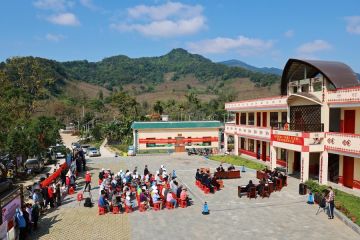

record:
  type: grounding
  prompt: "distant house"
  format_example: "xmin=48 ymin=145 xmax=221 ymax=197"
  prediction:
xmin=131 ymin=121 xmax=223 ymax=153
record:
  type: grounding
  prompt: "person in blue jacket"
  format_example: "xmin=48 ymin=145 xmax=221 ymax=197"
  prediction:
xmin=15 ymin=208 xmax=27 ymax=240
xmin=202 ymin=202 xmax=209 ymax=215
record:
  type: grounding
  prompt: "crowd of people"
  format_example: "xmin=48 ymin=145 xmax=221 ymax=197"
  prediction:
xmin=97 ymin=165 xmax=190 ymax=213
xmin=195 ymin=168 xmax=220 ymax=193
xmin=17 ymin=148 xmax=85 ymax=239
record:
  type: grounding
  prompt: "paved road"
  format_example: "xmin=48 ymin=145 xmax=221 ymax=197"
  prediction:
xmin=31 ymin=153 xmax=359 ymax=240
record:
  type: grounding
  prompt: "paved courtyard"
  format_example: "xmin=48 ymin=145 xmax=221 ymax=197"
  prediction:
xmin=32 ymin=153 xmax=359 ymax=240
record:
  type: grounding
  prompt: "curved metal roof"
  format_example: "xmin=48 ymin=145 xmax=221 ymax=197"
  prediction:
xmin=281 ymin=59 xmax=359 ymax=95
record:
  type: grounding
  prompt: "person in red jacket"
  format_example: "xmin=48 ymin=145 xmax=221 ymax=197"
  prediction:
xmin=47 ymin=183 xmax=55 ymax=208
xmin=84 ymin=171 xmax=91 ymax=192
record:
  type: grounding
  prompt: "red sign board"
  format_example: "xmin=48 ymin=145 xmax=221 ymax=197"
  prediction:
xmin=139 ymin=137 xmax=218 ymax=144
xmin=271 ymin=134 xmax=303 ymax=145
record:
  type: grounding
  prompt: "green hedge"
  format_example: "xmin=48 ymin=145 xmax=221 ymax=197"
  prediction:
xmin=209 ymin=155 xmax=266 ymax=170
xmin=305 ymin=180 xmax=360 ymax=226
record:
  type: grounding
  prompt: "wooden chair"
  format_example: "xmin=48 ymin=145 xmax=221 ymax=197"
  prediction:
xmin=238 ymin=186 xmax=247 ymax=198
xmin=276 ymin=178 xmax=283 ymax=191
xmin=247 ymin=187 xmax=257 ymax=199
xmin=261 ymin=185 xmax=270 ymax=198
xmin=268 ymin=182 xmax=274 ymax=193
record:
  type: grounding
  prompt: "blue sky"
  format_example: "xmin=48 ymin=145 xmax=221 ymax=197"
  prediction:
xmin=1 ymin=0 xmax=360 ymax=71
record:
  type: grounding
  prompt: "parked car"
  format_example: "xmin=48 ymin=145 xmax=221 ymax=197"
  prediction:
xmin=87 ymin=147 xmax=101 ymax=157
xmin=71 ymin=142 xmax=81 ymax=150
xmin=81 ymin=144 xmax=90 ymax=153
xmin=24 ymin=158 xmax=44 ymax=173
xmin=127 ymin=146 xmax=136 ymax=156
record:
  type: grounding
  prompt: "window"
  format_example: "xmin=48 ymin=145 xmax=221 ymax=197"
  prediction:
xmin=236 ymin=113 xmax=240 ymax=125
xmin=240 ymin=113 xmax=246 ymax=125
xmin=281 ymin=112 xmax=287 ymax=123
xmin=240 ymin=138 xmax=245 ymax=150
xmin=203 ymin=136 xmax=211 ymax=146
xmin=270 ymin=112 xmax=278 ymax=127
xmin=248 ymin=112 xmax=255 ymax=125
xmin=146 ymin=138 xmax=156 ymax=148
xmin=313 ymin=82 xmax=322 ymax=92
xmin=280 ymin=149 xmax=286 ymax=161
xmin=248 ymin=139 xmax=254 ymax=152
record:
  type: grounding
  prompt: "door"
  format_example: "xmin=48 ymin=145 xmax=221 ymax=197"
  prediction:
xmin=261 ymin=142 xmax=266 ymax=161
xmin=257 ymin=112 xmax=261 ymax=127
xmin=256 ymin=141 xmax=260 ymax=159
xmin=343 ymin=156 xmax=354 ymax=188
xmin=344 ymin=110 xmax=355 ymax=133
xmin=262 ymin=112 xmax=267 ymax=127
xmin=293 ymin=151 xmax=301 ymax=172
xmin=175 ymin=135 xmax=185 ymax=152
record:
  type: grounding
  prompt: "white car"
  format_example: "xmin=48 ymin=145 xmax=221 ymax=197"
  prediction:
xmin=87 ymin=147 xmax=101 ymax=157
xmin=127 ymin=146 xmax=136 ymax=156
xmin=71 ymin=142 xmax=81 ymax=150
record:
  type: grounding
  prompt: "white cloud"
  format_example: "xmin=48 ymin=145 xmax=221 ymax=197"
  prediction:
xmin=284 ymin=30 xmax=294 ymax=38
xmin=33 ymin=0 xmax=74 ymax=11
xmin=47 ymin=12 xmax=80 ymax=26
xmin=296 ymin=40 xmax=332 ymax=55
xmin=79 ymin=0 xmax=98 ymax=10
xmin=345 ymin=16 xmax=360 ymax=34
xmin=45 ymin=33 xmax=66 ymax=42
xmin=127 ymin=2 xmax=203 ymax=21
xmin=111 ymin=2 xmax=206 ymax=38
xmin=187 ymin=35 xmax=274 ymax=56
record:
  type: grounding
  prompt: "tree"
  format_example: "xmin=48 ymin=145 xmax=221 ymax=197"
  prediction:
xmin=153 ymin=101 xmax=163 ymax=114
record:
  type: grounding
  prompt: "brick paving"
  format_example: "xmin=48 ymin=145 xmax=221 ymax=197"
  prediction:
xmin=29 ymin=153 xmax=359 ymax=240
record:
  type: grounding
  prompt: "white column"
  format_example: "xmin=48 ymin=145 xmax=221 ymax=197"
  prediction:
xmin=234 ymin=135 xmax=239 ymax=156
xmin=270 ymin=145 xmax=277 ymax=170
xmin=224 ymin=133 xmax=228 ymax=153
xmin=319 ymin=151 xmax=328 ymax=185
xmin=287 ymin=150 xmax=294 ymax=174
xmin=301 ymin=152 xmax=310 ymax=183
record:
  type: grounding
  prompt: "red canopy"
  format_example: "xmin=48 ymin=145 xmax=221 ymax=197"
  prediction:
xmin=40 ymin=162 xmax=68 ymax=188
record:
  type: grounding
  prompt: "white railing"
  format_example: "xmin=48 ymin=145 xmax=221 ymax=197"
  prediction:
xmin=225 ymin=96 xmax=287 ymax=110
xmin=327 ymin=87 xmax=360 ymax=104
xmin=325 ymin=132 xmax=360 ymax=155
xmin=224 ymin=123 xmax=271 ymax=140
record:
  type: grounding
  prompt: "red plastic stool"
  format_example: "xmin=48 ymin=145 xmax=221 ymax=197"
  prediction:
xmin=98 ymin=207 xmax=105 ymax=215
xmin=153 ymin=202 xmax=161 ymax=211
xmin=204 ymin=187 xmax=210 ymax=194
xmin=69 ymin=186 xmax=75 ymax=195
xmin=139 ymin=203 xmax=146 ymax=212
xmin=180 ymin=200 xmax=187 ymax=208
xmin=77 ymin=193 xmax=83 ymax=202
xmin=125 ymin=205 xmax=133 ymax=213
xmin=112 ymin=206 xmax=120 ymax=214
xmin=166 ymin=202 xmax=174 ymax=209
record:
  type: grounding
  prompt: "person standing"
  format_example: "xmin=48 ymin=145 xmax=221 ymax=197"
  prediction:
xmin=84 ymin=171 xmax=92 ymax=192
xmin=326 ymin=186 xmax=335 ymax=219
xmin=31 ymin=202 xmax=40 ymax=230
xmin=15 ymin=208 xmax=27 ymax=240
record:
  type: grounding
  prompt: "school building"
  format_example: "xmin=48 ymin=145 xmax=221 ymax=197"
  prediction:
xmin=224 ymin=58 xmax=360 ymax=190
xmin=131 ymin=121 xmax=222 ymax=153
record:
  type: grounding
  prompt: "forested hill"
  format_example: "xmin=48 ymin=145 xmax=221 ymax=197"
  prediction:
xmin=61 ymin=48 xmax=280 ymax=90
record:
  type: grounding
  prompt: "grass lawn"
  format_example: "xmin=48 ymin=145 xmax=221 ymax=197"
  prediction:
xmin=306 ymin=180 xmax=360 ymax=226
xmin=210 ymin=155 xmax=266 ymax=170
xmin=334 ymin=189 xmax=360 ymax=226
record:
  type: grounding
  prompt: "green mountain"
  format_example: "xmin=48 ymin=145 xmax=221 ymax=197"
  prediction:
xmin=219 ymin=59 xmax=283 ymax=76
xmin=61 ymin=48 xmax=280 ymax=90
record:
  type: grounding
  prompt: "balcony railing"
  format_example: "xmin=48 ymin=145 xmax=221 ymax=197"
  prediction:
xmin=224 ymin=123 xmax=271 ymax=140
xmin=325 ymin=132 xmax=360 ymax=156
xmin=274 ymin=122 xmax=324 ymax=132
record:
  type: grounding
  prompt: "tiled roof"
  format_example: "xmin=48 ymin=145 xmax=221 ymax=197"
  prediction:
xmin=131 ymin=121 xmax=223 ymax=130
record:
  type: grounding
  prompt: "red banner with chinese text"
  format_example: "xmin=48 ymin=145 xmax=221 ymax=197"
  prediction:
xmin=271 ymin=134 xmax=303 ymax=145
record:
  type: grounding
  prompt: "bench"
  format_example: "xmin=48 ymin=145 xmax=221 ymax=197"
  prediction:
xmin=214 ymin=170 xmax=240 ymax=179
